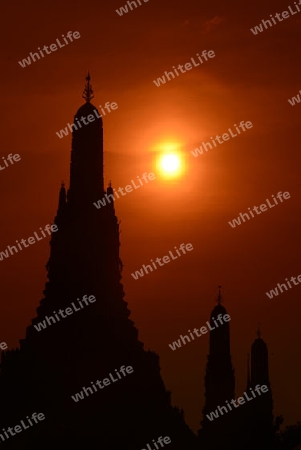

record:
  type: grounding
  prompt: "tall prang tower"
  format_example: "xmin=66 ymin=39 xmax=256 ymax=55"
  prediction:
xmin=239 ymin=325 xmax=275 ymax=450
xmin=0 ymin=75 xmax=197 ymax=450
xmin=201 ymin=287 xmax=235 ymax=420
xmin=198 ymin=287 xmax=236 ymax=449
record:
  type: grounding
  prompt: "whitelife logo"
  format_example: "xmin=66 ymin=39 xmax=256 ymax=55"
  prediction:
xmin=206 ymin=385 xmax=269 ymax=421
xmin=288 ymin=89 xmax=301 ymax=106
xmin=56 ymin=102 xmax=118 ymax=139
xmin=131 ymin=243 xmax=193 ymax=280
xmin=0 ymin=224 xmax=58 ymax=262
xmin=168 ymin=313 xmax=231 ymax=351
xmin=116 ymin=0 xmax=149 ymax=16
xmin=71 ymin=365 xmax=134 ymax=402
xmin=228 ymin=192 xmax=291 ymax=228
xmin=18 ymin=31 xmax=81 ymax=68
xmin=33 ymin=295 xmax=96 ymax=332
xmin=266 ymin=273 xmax=301 ymax=299
xmin=0 ymin=412 xmax=45 ymax=443
xmin=153 ymin=50 xmax=215 ymax=87
xmin=93 ymin=173 xmax=155 ymax=209
xmin=250 ymin=1 xmax=301 ymax=35
xmin=141 ymin=436 xmax=172 ymax=450
xmin=0 ymin=153 xmax=21 ymax=172
xmin=191 ymin=121 xmax=253 ymax=157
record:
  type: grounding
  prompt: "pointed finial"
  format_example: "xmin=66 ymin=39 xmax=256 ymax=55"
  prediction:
xmin=257 ymin=322 xmax=261 ymax=339
xmin=217 ymin=285 xmax=222 ymax=305
xmin=82 ymin=72 xmax=94 ymax=102
xmin=61 ymin=181 xmax=65 ymax=188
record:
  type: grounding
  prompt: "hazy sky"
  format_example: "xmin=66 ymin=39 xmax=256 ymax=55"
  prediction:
xmin=1 ymin=0 xmax=301 ymax=433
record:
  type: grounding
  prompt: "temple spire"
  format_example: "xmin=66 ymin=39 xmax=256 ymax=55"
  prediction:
xmin=200 ymin=285 xmax=235 ymax=437
xmin=257 ymin=322 xmax=261 ymax=339
xmin=217 ymin=285 xmax=222 ymax=305
xmin=82 ymin=72 xmax=94 ymax=102
xmin=58 ymin=181 xmax=66 ymax=212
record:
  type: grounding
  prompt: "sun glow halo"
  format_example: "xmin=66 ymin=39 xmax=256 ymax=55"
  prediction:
xmin=156 ymin=143 xmax=184 ymax=179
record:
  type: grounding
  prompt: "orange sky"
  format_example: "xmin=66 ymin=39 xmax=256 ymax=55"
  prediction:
xmin=1 ymin=0 xmax=301 ymax=433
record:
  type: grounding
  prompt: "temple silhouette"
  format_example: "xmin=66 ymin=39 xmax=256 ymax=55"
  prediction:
xmin=0 ymin=75 xmax=196 ymax=449
xmin=0 ymin=75 xmax=298 ymax=449
xmin=198 ymin=288 xmax=276 ymax=449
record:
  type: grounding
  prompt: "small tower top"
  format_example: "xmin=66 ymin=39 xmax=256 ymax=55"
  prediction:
xmin=58 ymin=181 xmax=67 ymax=211
xmin=257 ymin=322 xmax=261 ymax=339
xmin=82 ymin=72 xmax=94 ymax=103
xmin=217 ymin=285 xmax=222 ymax=305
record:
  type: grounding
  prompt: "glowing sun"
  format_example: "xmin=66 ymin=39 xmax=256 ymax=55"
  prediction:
xmin=161 ymin=154 xmax=180 ymax=173
xmin=155 ymin=143 xmax=185 ymax=179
